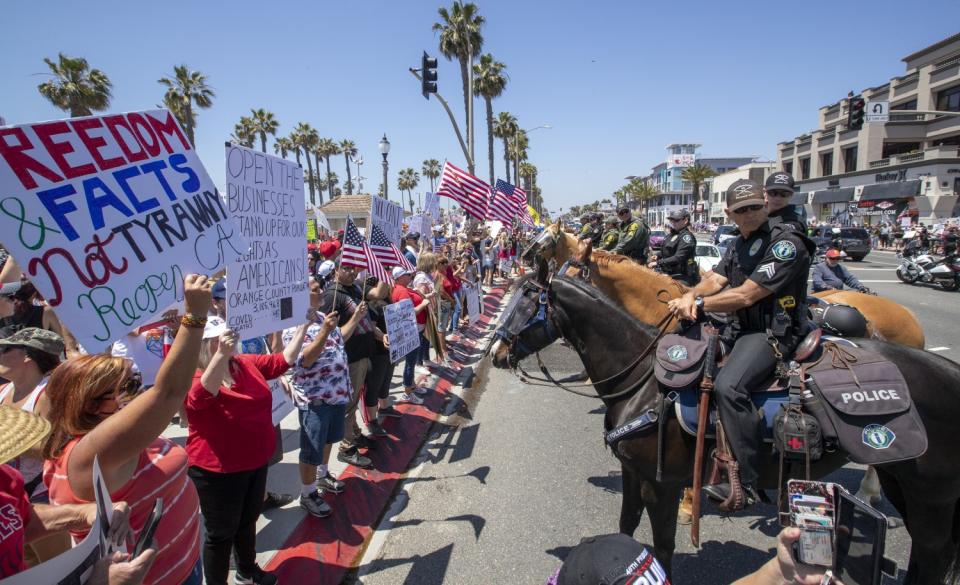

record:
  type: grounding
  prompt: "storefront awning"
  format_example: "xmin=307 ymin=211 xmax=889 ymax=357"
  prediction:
xmin=811 ymin=187 xmax=855 ymax=204
xmin=859 ymin=180 xmax=921 ymax=201
xmin=790 ymin=192 xmax=808 ymax=206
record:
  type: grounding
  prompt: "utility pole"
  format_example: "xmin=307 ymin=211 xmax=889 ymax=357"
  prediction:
xmin=467 ymin=39 xmax=475 ymax=176
xmin=409 ymin=67 xmax=473 ymax=171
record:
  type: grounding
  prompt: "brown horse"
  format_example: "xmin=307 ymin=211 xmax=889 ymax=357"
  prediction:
xmin=525 ymin=222 xmax=925 ymax=349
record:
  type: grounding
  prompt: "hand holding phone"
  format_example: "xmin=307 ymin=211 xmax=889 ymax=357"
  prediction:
xmin=133 ymin=499 xmax=163 ymax=558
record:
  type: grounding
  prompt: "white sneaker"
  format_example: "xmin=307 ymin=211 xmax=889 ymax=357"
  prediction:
xmin=415 ymin=366 xmax=431 ymax=376
xmin=400 ymin=392 xmax=424 ymax=405
xmin=413 ymin=386 xmax=429 ymax=396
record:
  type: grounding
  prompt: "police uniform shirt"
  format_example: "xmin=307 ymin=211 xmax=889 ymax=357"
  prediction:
xmin=767 ymin=204 xmax=807 ymax=233
xmin=713 ymin=224 xmax=810 ymax=331
xmin=659 ymin=229 xmax=696 ymax=271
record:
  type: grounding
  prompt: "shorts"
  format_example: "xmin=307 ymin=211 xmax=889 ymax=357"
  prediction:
xmin=298 ymin=402 xmax=347 ymax=466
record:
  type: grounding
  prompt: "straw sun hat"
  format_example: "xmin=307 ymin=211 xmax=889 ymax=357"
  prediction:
xmin=0 ymin=405 xmax=51 ymax=464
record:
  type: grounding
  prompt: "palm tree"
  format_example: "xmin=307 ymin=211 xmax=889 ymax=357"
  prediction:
xmin=473 ymin=54 xmax=508 ymax=187
xmin=493 ymin=111 xmax=518 ymax=181
xmin=161 ymin=91 xmax=193 ymax=132
xmin=422 ymin=159 xmax=441 ymax=191
xmin=398 ymin=168 xmax=420 ymax=212
xmin=339 ymin=140 xmax=358 ymax=195
xmin=292 ymin=123 xmax=319 ymax=205
xmin=249 ymin=108 xmax=279 ymax=153
xmin=324 ymin=172 xmax=340 ymax=198
xmin=680 ymin=164 xmax=717 ymax=219
xmin=273 ymin=136 xmax=294 ymax=159
xmin=317 ymin=139 xmax=340 ymax=202
xmin=507 ymin=129 xmax=529 ymax=185
xmin=231 ymin=116 xmax=256 ymax=148
xmin=38 ymin=53 xmax=113 ymax=117
xmin=627 ymin=179 xmax=657 ymax=219
xmin=519 ymin=162 xmax=537 ymax=206
xmin=158 ymin=65 xmax=214 ymax=148
xmin=433 ymin=2 xmax=485 ymax=173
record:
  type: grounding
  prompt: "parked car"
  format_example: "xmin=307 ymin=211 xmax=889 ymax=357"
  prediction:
xmin=809 ymin=226 xmax=871 ymax=261
xmin=695 ymin=243 xmax=723 ymax=272
xmin=713 ymin=225 xmax=737 ymax=246
xmin=650 ymin=230 xmax=667 ymax=251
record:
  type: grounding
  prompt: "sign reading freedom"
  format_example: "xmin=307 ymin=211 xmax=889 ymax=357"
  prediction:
xmin=0 ymin=109 xmax=246 ymax=351
xmin=224 ymin=144 xmax=308 ymax=338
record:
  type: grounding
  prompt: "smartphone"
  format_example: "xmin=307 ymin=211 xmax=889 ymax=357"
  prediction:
xmin=133 ymin=498 xmax=163 ymax=557
xmin=787 ymin=480 xmax=837 ymax=567
xmin=834 ymin=490 xmax=889 ymax=585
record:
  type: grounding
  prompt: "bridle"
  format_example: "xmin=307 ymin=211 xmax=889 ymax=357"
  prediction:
xmin=497 ymin=274 xmax=678 ymax=401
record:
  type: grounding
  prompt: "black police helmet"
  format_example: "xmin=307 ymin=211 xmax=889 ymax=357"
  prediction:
xmin=819 ymin=303 xmax=868 ymax=338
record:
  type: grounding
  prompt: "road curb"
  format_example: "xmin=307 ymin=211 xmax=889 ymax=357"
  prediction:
xmin=263 ymin=280 xmax=513 ymax=584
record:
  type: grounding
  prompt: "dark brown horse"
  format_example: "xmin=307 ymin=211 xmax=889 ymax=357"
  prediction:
xmin=492 ymin=272 xmax=960 ymax=584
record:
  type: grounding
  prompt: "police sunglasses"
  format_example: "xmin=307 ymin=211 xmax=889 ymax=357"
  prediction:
xmin=733 ymin=204 xmax=765 ymax=215
xmin=766 ymin=190 xmax=793 ymax=198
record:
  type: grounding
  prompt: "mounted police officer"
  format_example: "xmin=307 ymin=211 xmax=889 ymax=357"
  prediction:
xmin=578 ymin=213 xmax=604 ymax=246
xmin=599 ymin=216 xmax=620 ymax=251
xmin=612 ymin=207 xmax=650 ymax=264
xmin=764 ymin=171 xmax=807 ymax=233
xmin=649 ymin=208 xmax=700 ymax=286
xmin=667 ymin=179 xmax=814 ymax=510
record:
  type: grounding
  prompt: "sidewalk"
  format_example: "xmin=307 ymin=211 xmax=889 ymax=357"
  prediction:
xmin=162 ymin=279 xmax=512 ymax=585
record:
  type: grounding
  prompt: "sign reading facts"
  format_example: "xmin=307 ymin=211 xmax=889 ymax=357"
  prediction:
xmin=0 ymin=109 xmax=246 ymax=351
xmin=224 ymin=144 xmax=308 ymax=339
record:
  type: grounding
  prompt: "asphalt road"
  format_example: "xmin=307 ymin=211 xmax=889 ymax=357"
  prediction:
xmin=357 ymin=243 xmax=955 ymax=585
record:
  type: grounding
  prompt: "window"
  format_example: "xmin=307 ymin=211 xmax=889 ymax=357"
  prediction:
xmin=843 ymin=146 xmax=858 ymax=172
xmin=784 ymin=161 xmax=793 ymax=175
xmin=800 ymin=157 xmax=811 ymax=180
xmin=891 ymin=98 xmax=917 ymax=110
xmin=820 ymin=151 xmax=833 ymax=176
xmin=937 ymin=84 xmax=960 ymax=112
xmin=932 ymin=134 xmax=960 ymax=147
xmin=882 ymin=142 xmax=921 ymax=158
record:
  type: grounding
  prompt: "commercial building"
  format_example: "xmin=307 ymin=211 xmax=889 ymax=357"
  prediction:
xmin=637 ymin=144 xmax=754 ymax=225
xmin=777 ymin=32 xmax=960 ymax=225
xmin=703 ymin=161 xmax=779 ymax=223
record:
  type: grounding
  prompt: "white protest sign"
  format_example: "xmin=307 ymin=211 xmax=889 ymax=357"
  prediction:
xmin=406 ymin=214 xmax=431 ymax=238
xmin=385 ymin=298 xmax=420 ymax=363
xmin=424 ymin=191 xmax=440 ymax=219
xmin=0 ymin=458 xmax=110 ymax=585
xmin=224 ymin=144 xmax=308 ymax=338
xmin=371 ymin=196 xmax=404 ymax=245
xmin=315 ymin=208 xmax=331 ymax=232
xmin=462 ymin=280 xmax=482 ymax=324
xmin=269 ymin=378 xmax=295 ymax=425
xmin=0 ymin=109 xmax=246 ymax=352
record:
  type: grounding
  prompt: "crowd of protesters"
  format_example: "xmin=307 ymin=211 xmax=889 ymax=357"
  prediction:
xmin=0 ymin=216 xmax=527 ymax=585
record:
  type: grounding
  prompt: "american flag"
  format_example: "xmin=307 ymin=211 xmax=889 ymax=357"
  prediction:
xmin=436 ymin=161 xmax=490 ymax=220
xmin=369 ymin=224 xmax=405 ymax=267
xmin=520 ymin=204 xmax=535 ymax=228
xmin=340 ymin=216 xmax=369 ymax=268
xmin=488 ymin=179 xmax=526 ymax=224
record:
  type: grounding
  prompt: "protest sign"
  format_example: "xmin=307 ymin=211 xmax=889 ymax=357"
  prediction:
xmin=269 ymin=378 xmax=295 ymax=425
xmin=384 ymin=298 xmax=419 ymax=363
xmin=306 ymin=219 xmax=317 ymax=240
xmin=370 ymin=196 xmax=404 ymax=245
xmin=406 ymin=214 xmax=431 ymax=238
xmin=0 ymin=458 xmax=110 ymax=585
xmin=315 ymin=208 xmax=331 ymax=232
xmin=224 ymin=144 xmax=308 ymax=339
xmin=462 ymin=280 xmax=482 ymax=324
xmin=0 ymin=109 xmax=246 ymax=352
xmin=424 ymin=191 xmax=440 ymax=219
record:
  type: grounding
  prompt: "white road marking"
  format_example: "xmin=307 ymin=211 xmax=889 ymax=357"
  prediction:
xmin=806 ymin=279 xmax=900 ymax=283
xmin=929 ymin=347 xmax=950 ymax=352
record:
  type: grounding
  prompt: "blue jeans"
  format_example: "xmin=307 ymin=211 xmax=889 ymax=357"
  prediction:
xmin=450 ymin=292 xmax=463 ymax=331
xmin=402 ymin=332 xmax=427 ymax=387
xmin=181 ymin=558 xmax=203 ymax=585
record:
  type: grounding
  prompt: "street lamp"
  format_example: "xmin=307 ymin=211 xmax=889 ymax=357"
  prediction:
xmin=354 ymin=155 xmax=364 ymax=193
xmin=378 ymin=134 xmax=390 ymax=200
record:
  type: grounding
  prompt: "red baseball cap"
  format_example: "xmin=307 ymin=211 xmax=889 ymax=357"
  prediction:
xmin=319 ymin=241 xmax=338 ymax=258
xmin=825 ymin=249 xmax=841 ymax=259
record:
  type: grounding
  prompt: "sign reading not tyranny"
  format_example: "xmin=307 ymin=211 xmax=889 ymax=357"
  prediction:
xmin=371 ymin=195 xmax=404 ymax=245
xmin=225 ymin=144 xmax=308 ymax=338
xmin=384 ymin=298 xmax=419 ymax=363
xmin=0 ymin=109 xmax=246 ymax=352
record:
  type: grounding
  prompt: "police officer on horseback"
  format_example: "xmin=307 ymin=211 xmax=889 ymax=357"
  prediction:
xmin=612 ymin=207 xmax=651 ymax=264
xmin=764 ymin=172 xmax=807 ymax=233
xmin=667 ymin=179 xmax=815 ymax=510
xmin=579 ymin=213 xmax=604 ymax=246
xmin=599 ymin=215 xmax=621 ymax=251
xmin=649 ymin=208 xmax=700 ymax=286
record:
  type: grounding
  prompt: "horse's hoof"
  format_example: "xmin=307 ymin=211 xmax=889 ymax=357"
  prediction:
xmin=677 ymin=510 xmax=692 ymax=525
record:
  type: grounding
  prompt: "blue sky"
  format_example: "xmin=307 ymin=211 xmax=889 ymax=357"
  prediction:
xmin=2 ymin=0 xmax=958 ymax=215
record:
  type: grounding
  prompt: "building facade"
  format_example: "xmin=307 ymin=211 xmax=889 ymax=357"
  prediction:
xmin=704 ymin=161 xmax=779 ymax=223
xmin=639 ymin=144 xmax=755 ymax=225
xmin=777 ymin=32 xmax=960 ymax=225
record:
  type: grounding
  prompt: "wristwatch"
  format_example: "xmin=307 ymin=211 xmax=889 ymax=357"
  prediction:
xmin=694 ymin=295 xmax=704 ymax=316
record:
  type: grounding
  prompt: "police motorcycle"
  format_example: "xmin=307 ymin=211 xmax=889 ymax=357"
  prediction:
xmin=896 ymin=238 xmax=960 ymax=291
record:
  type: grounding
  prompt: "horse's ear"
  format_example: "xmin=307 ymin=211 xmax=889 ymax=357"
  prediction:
xmin=576 ymin=238 xmax=593 ymax=263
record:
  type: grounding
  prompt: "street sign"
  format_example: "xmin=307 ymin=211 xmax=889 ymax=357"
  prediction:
xmin=866 ymin=101 xmax=889 ymax=123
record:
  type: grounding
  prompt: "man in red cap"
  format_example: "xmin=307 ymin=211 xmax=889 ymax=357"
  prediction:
xmin=319 ymin=241 xmax=339 ymax=260
xmin=812 ymin=248 xmax=866 ymax=292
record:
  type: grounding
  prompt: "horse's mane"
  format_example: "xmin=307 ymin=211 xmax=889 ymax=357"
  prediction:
xmin=590 ymin=250 xmax=689 ymax=295
xmin=552 ymin=274 xmax=660 ymax=337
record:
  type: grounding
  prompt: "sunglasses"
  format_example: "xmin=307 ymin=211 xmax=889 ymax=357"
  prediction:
xmin=94 ymin=371 xmax=143 ymax=404
xmin=0 ymin=345 xmax=24 ymax=355
xmin=733 ymin=204 xmax=765 ymax=215
xmin=767 ymin=190 xmax=793 ymax=198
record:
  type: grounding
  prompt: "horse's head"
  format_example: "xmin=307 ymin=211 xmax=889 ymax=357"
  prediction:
xmin=520 ymin=222 xmax=562 ymax=265
xmin=491 ymin=271 xmax=561 ymax=369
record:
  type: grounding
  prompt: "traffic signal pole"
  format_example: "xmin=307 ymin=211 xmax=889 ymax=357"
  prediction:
xmin=409 ymin=67 xmax=473 ymax=170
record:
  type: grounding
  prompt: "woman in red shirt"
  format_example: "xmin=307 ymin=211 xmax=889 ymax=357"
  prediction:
xmin=185 ymin=316 xmax=308 ymax=585
xmin=390 ymin=267 xmax=433 ymax=404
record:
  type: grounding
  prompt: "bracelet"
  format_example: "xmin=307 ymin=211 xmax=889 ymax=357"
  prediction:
xmin=181 ymin=314 xmax=208 ymax=329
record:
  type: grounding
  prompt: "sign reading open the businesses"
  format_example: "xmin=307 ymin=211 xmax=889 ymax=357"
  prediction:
xmin=224 ymin=144 xmax=308 ymax=339
xmin=0 ymin=109 xmax=247 ymax=352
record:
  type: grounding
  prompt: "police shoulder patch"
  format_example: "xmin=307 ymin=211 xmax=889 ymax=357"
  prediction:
xmin=771 ymin=240 xmax=797 ymax=261
xmin=682 ymin=234 xmax=694 ymax=243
